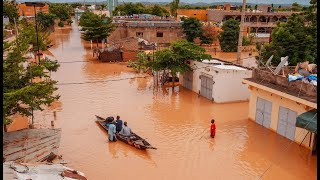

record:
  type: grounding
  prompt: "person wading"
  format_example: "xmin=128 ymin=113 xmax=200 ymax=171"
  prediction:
xmin=115 ymin=116 xmax=123 ymax=133
xmin=210 ymin=119 xmax=216 ymax=138
xmin=108 ymin=121 xmax=117 ymax=142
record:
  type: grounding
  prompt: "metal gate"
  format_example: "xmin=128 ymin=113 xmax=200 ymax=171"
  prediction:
xmin=277 ymin=106 xmax=297 ymax=140
xmin=200 ymin=75 xmax=213 ymax=100
xmin=183 ymin=71 xmax=193 ymax=90
xmin=255 ymin=97 xmax=272 ymax=128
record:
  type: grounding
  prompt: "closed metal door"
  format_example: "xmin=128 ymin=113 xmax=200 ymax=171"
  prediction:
xmin=183 ymin=71 xmax=193 ymax=90
xmin=277 ymin=107 xmax=297 ymax=141
xmin=200 ymin=75 xmax=213 ymax=100
xmin=255 ymin=97 xmax=272 ymax=128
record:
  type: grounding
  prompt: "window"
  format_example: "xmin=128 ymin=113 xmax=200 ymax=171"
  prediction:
xmin=194 ymin=14 xmax=197 ymax=15
xmin=136 ymin=32 xmax=143 ymax=37
xmin=156 ymin=32 xmax=163 ymax=37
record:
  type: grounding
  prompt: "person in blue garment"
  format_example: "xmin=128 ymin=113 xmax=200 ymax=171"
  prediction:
xmin=115 ymin=116 xmax=123 ymax=133
xmin=108 ymin=121 xmax=117 ymax=142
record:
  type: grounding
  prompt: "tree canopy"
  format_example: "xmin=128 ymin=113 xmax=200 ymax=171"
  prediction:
xmin=181 ymin=17 xmax=215 ymax=45
xmin=181 ymin=17 xmax=203 ymax=42
xmin=79 ymin=11 xmax=115 ymax=46
xmin=260 ymin=1 xmax=317 ymax=65
xmin=37 ymin=12 xmax=56 ymax=30
xmin=169 ymin=0 xmax=180 ymax=17
xmin=218 ymin=18 xmax=240 ymax=52
xmin=113 ymin=3 xmax=169 ymax=16
xmin=149 ymin=40 xmax=211 ymax=86
xmin=49 ymin=4 xmax=73 ymax=21
xmin=18 ymin=20 xmax=51 ymax=53
xmin=3 ymin=23 xmax=60 ymax=125
xmin=3 ymin=0 xmax=19 ymax=24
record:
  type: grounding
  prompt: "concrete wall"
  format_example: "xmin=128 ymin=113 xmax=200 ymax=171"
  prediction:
xmin=17 ymin=3 xmax=49 ymax=17
xmin=180 ymin=60 xmax=252 ymax=103
xmin=108 ymin=25 xmax=183 ymax=46
xmin=248 ymin=85 xmax=315 ymax=149
xmin=177 ymin=9 xmax=208 ymax=21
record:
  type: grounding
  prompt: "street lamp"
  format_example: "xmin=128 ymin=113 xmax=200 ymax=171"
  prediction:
xmin=25 ymin=2 xmax=45 ymax=65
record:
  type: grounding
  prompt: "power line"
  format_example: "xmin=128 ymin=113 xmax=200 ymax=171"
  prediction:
xmin=55 ymin=75 xmax=152 ymax=86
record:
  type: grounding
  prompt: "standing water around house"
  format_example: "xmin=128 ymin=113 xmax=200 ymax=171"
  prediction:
xmin=33 ymin=20 xmax=316 ymax=180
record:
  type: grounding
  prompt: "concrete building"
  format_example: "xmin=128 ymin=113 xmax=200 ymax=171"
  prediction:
xmin=243 ymin=67 xmax=317 ymax=151
xmin=108 ymin=19 xmax=183 ymax=48
xmin=179 ymin=59 xmax=252 ymax=103
xmin=177 ymin=9 xmax=208 ymax=21
xmin=17 ymin=3 xmax=49 ymax=17
xmin=206 ymin=4 xmax=296 ymax=42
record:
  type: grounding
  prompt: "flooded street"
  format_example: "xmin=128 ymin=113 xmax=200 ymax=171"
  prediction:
xmin=34 ymin=21 xmax=316 ymax=180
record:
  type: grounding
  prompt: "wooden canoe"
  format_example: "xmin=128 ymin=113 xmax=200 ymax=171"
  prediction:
xmin=95 ymin=115 xmax=156 ymax=150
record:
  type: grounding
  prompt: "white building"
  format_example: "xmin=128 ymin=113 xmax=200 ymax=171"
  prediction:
xmin=179 ymin=59 xmax=252 ymax=103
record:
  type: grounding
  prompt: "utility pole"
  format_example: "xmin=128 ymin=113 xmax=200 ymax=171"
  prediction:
xmin=236 ymin=0 xmax=246 ymax=64
xmin=33 ymin=4 xmax=41 ymax=64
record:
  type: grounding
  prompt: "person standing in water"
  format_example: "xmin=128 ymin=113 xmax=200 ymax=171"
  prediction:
xmin=108 ymin=121 xmax=117 ymax=142
xmin=210 ymin=119 xmax=216 ymax=138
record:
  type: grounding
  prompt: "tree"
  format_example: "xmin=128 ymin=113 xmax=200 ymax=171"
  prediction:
xmin=79 ymin=11 xmax=115 ymax=47
xmin=19 ymin=20 xmax=51 ymax=55
xmin=260 ymin=2 xmax=317 ymax=66
xmin=58 ymin=21 xmax=64 ymax=27
xmin=113 ymin=3 xmax=169 ymax=16
xmin=49 ymin=4 xmax=72 ymax=21
xmin=3 ymin=26 xmax=60 ymax=126
xmin=254 ymin=4 xmax=258 ymax=10
xmin=200 ymin=25 xmax=217 ymax=45
xmin=37 ymin=12 xmax=56 ymax=30
xmin=150 ymin=40 xmax=211 ymax=87
xmin=218 ymin=18 xmax=240 ymax=52
xmin=181 ymin=17 xmax=204 ymax=42
xmin=151 ymin=5 xmax=170 ymax=17
xmin=292 ymin=2 xmax=302 ymax=11
xmin=113 ymin=3 xmax=148 ymax=16
xmin=3 ymin=0 xmax=19 ymax=24
xmin=169 ymin=0 xmax=179 ymax=17
xmin=128 ymin=53 xmax=151 ymax=73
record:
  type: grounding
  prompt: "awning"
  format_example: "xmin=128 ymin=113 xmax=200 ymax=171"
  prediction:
xmin=296 ymin=109 xmax=317 ymax=133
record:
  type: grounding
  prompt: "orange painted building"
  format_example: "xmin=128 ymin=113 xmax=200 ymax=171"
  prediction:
xmin=17 ymin=3 xmax=49 ymax=17
xmin=177 ymin=9 xmax=208 ymax=21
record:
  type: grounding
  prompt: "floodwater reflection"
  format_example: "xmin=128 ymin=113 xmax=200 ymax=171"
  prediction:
xmin=33 ymin=20 xmax=316 ymax=180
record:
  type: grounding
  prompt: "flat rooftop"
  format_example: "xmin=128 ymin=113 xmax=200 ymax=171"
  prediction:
xmin=202 ymin=59 xmax=248 ymax=70
xmin=243 ymin=67 xmax=317 ymax=104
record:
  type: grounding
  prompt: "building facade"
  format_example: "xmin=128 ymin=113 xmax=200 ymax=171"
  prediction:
xmin=207 ymin=5 xmax=296 ymax=42
xmin=179 ymin=59 xmax=252 ymax=103
xmin=17 ymin=3 xmax=49 ymax=17
xmin=177 ymin=9 xmax=208 ymax=21
xmin=108 ymin=20 xmax=183 ymax=48
xmin=243 ymin=68 xmax=317 ymax=151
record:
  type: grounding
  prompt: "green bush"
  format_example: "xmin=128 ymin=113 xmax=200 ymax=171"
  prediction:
xmin=67 ymin=19 xmax=73 ymax=25
xmin=242 ymin=36 xmax=250 ymax=46
xmin=58 ymin=21 xmax=64 ymax=27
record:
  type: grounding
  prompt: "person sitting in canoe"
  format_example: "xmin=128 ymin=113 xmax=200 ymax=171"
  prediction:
xmin=115 ymin=116 xmax=123 ymax=133
xmin=108 ymin=121 xmax=117 ymax=142
xmin=119 ymin=121 xmax=132 ymax=136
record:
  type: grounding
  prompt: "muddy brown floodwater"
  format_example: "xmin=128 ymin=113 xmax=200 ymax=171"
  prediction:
xmin=34 ymin=20 xmax=316 ymax=180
